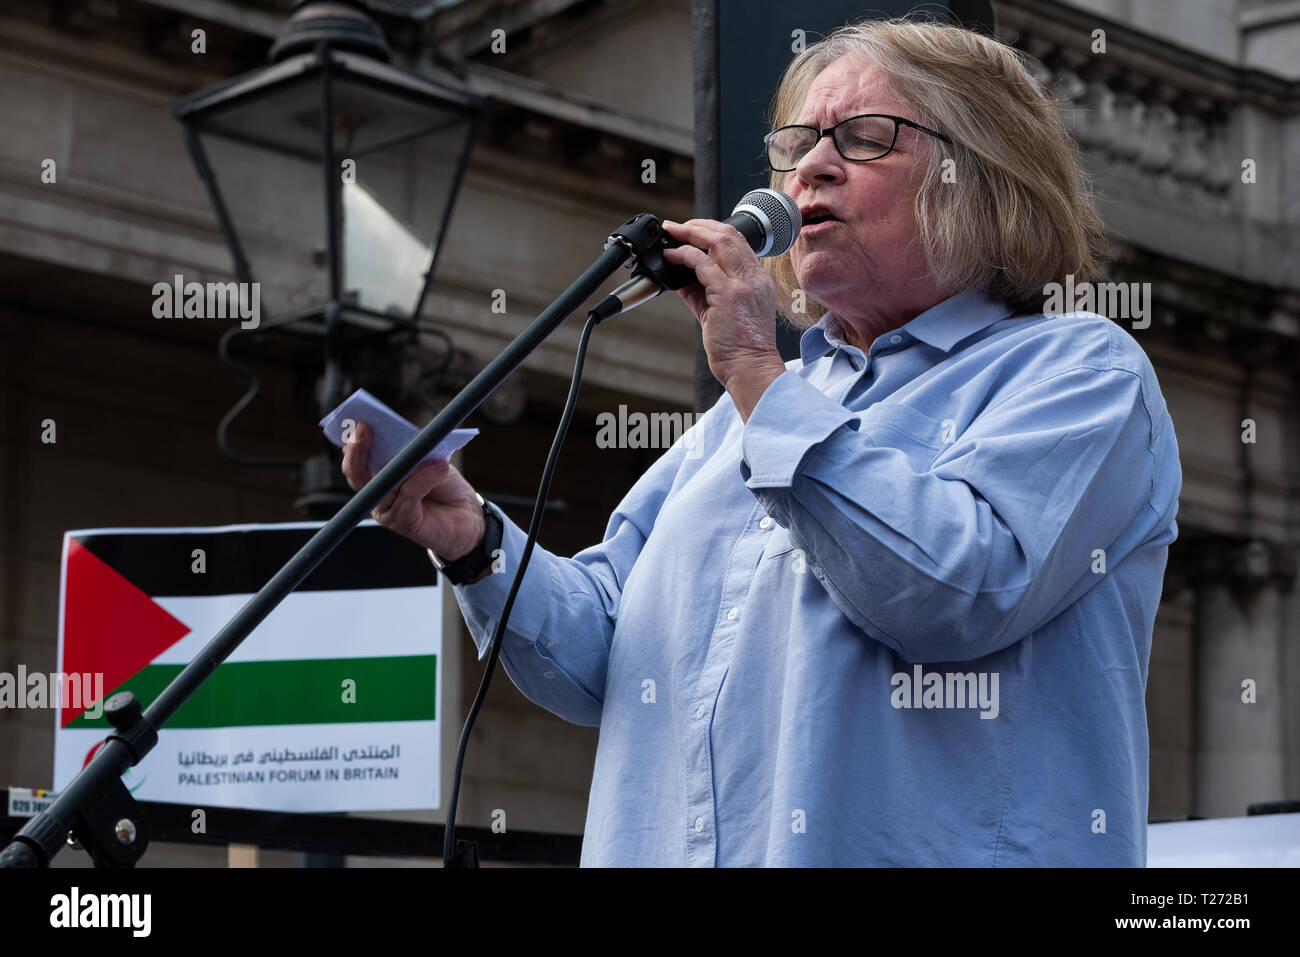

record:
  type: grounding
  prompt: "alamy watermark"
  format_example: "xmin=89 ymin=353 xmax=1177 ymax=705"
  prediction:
xmin=596 ymin=404 xmax=702 ymax=458
xmin=0 ymin=667 xmax=105 ymax=719
xmin=152 ymin=274 xmax=260 ymax=329
xmin=1043 ymin=275 xmax=1151 ymax=329
xmin=890 ymin=665 xmax=999 ymax=719
xmin=50 ymin=887 xmax=151 ymax=937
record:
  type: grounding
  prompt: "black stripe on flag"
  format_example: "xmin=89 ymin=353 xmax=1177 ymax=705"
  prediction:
xmin=73 ymin=524 xmax=437 ymax=596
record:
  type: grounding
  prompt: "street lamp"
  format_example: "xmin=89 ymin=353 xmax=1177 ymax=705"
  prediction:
xmin=173 ymin=0 xmax=484 ymax=515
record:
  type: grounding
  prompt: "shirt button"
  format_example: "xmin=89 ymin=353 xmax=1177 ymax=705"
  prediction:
xmin=759 ymin=516 xmax=773 ymax=530
xmin=889 ymin=334 xmax=902 ymax=344
xmin=727 ymin=607 xmax=739 ymax=620
xmin=695 ymin=705 xmax=706 ymax=719
xmin=694 ymin=817 xmax=705 ymax=832
xmin=812 ymin=567 xmax=824 ymax=580
xmin=542 ymin=670 xmax=556 ymax=679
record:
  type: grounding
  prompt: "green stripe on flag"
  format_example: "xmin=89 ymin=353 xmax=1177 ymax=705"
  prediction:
xmin=68 ymin=655 xmax=436 ymax=729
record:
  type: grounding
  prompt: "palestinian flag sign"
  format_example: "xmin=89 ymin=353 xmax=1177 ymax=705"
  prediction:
xmin=53 ymin=521 xmax=443 ymax=813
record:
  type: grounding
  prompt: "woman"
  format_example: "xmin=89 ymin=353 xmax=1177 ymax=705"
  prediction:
xmin=342 ymin=18 xmax=1181 ymax=866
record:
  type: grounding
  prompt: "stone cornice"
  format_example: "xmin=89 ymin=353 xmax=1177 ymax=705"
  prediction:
xmin=5 ymin=0 xmax=1295 ymax=360
xmin=997 ymin=0 xmax=1299 ymax=114
xmin=993 ymin=0 xmax=1298 ymax=311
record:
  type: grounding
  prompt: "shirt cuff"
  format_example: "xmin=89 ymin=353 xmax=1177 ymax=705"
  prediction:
xmin=739 ymin=371 xmax=859 ymax=490
xmin=449 ymin=501 xmax=555 ymax=660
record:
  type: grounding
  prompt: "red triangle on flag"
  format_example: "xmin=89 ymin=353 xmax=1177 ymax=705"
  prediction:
xmin=62 ymin=539 xmax=191 ymax=726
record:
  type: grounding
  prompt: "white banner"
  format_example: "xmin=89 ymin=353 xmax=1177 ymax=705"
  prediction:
xmin=53 ymin=521 xmax=443 ymax=813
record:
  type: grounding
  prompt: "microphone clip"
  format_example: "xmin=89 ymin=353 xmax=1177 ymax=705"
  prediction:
xmin=604 ymin=213 xmax=694 ymax=293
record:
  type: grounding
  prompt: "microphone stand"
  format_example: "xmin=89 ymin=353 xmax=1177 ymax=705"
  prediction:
xmin=0 ymin=213 xmax=668 ymax=869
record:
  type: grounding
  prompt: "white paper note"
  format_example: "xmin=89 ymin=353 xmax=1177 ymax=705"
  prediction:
xmin=319 ymin=388 xmax=477 ymax=473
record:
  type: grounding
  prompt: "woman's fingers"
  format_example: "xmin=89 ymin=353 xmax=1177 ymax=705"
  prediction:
xmin=342 ymin=421 xmax=437 ymax=522
xmin=385 ymin=461 xmax=450 ymax=516
xmin=662 ymin=220 xmax=748 ymax=305
xmin=337 ymin=422 xmax=484 ymax=556
xmin=661 ymin=241 xmax=707 ymax=269
xmin=371 ymin=460 xmax=446 ymax=523
xmin=663 ymin=244 xmax=727 ymax=287
xmin=340 ymin=420 xmax=374 ymax=491
xmin=663 ymin=219 xmax=758 ymax=273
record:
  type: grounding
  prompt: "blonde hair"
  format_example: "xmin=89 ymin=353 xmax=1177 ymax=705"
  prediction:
xmin=764 ymin=18 xmax=1106 ymax=326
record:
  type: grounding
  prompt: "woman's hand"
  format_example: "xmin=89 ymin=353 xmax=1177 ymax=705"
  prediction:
xmin=661 ymin=219 xmax=788 ymax=419
xmin=341 ymin=421 xmax=486 ymax=561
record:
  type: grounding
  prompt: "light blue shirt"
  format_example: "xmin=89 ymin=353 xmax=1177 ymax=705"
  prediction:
xmin=452 ymin=288 xmax=1181 ymax=866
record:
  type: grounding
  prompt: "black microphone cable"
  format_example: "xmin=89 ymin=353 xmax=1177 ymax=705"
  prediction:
xmin=441 ymin=191 xmax=797 ymax=864
xmin=442 ymin=306 xmax=604 ymax=866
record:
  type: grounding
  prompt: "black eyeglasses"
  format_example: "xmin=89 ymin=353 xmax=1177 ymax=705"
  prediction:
xmin=764 ymin=113 xmax=952 ymax=171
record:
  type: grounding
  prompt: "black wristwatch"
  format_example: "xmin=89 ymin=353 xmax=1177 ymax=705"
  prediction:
xmin=427 ymin=494 xmax=503 ymax=585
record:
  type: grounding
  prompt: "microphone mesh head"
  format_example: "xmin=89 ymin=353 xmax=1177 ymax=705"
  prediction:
xmin=734 ymin=188 xmax=801 ymax=255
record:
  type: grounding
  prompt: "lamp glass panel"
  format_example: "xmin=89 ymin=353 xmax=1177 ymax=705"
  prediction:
xmin=195 ymin=73 xmax=329 ymax=320
xmin=331 ymin=74 xmax=473 ymax=316
xmin=192 ymin=69 xmax=473 ymax=320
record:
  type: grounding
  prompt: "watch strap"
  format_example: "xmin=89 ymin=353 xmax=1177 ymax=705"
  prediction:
xmin=429 ymin=497 xmax=502 ymax=585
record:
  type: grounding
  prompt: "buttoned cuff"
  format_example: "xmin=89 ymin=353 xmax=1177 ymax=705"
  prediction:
xmin=739 ymin=371 xmax=859 ymax=490
xmin=450 ymin=501 xmax=556 ymax=660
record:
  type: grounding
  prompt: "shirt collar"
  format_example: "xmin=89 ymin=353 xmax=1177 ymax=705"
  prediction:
xmin=798 ymin=288 xmax=1013 ymax=364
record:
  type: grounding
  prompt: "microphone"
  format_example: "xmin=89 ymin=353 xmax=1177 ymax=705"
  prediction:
xmin=714 ymin=187 xmax=802 ymax=258
xmin=590 ymin=188 xmax=801 ymax=323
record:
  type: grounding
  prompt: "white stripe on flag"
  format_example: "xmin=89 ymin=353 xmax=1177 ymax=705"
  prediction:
xmin=151 ymin=586 xmax=441 ymax=664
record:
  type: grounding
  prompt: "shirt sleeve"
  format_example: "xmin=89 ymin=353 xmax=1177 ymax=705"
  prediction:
xmin=739 ymin=361 xmax=1163 ymax=662
xmin=450 ymin=405 xmax=719 ymax=726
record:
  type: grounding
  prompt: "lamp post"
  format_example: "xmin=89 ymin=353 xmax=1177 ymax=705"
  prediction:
xmin=173 ymin=0 xmax=483 ymax=516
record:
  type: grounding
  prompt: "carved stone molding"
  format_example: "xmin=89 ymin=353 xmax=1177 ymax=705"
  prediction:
xmin=996 ymin=0 xmax=1299 ymax=300
xmin=1016 ymin=26 xmax=1239 ymax=214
